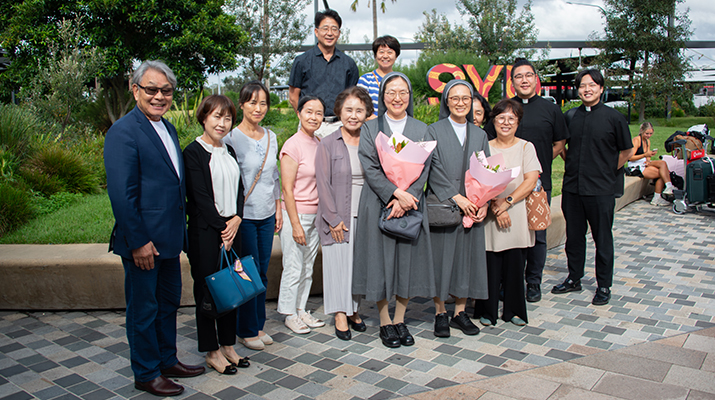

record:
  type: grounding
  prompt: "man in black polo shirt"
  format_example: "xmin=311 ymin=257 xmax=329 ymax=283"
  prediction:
xmin=551 ymin=69 xmax=633 ymax=306
xmin=288 ymin=9 xmax=359 ymax=138
xmin=485 ymin=59 xmax=569 ymax=303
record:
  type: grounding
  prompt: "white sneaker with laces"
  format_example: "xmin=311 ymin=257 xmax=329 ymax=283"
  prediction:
xmin=663 ymin=185 xmax=674 ymax=195
xmin=285 ymin=315 xmax=310 ymax=334
xmin=299 ymin=310 xmax=325 ymax=328
xmin=651 ymin=194 xmax=670 ymax=206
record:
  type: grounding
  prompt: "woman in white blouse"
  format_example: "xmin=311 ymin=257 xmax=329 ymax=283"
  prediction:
xmin=184 ymin=95 xmax=249 ymax=374
xmin=223 ymin=81 xmax=282 ymax=351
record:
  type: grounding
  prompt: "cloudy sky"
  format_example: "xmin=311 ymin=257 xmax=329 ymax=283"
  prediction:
xmin=210 ymin=0 xmax=714 ymax=85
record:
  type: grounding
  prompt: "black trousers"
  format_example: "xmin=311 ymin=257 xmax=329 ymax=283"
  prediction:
xmin=561 ymin=192 xmax=615 ymax=288
xmin=525 ymin=190 xmax=551 ymax=285
xmin=474 ymin=248 xmax=528 ymax=325
xmin=188 ymin=225 xmax=237 ymax=353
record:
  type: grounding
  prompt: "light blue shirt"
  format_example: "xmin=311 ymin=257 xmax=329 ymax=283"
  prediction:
xmin=223 ymin=127 xmax=281 ymax=220
xmin=357 ymin=70 xmax=382 ymax=116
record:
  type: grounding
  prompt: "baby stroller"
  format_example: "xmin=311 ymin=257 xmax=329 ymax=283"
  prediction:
xmin=671 ymin=133 xmax=715 ymax=215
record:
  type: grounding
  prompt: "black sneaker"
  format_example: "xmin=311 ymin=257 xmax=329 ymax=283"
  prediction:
xmin=526 ymin=283 xmax=542 ymax=302
xmin=449 ymin=311 xmax=480 ymax=335
xmin=379 ymin=325 xmax=401 ymax=348
xmin=434 ymin=313 xmax=450 ymax=338
xmin=394 ymin=322 xmax=414 ymax=346
xmin=551 ymin=278 xmax=582 ymax=294
xmin=592 ymin=287 xmax=611 ymax=306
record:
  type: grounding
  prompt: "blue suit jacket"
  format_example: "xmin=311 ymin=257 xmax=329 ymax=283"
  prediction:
xmin=104 ymin=106 xmax=188 ymax=260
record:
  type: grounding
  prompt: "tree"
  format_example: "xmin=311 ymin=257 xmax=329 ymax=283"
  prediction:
xmin=414 ymin=9 xmax=474 ymax=53
xmin=415 ymin=0 xmax=538 ymax=65
xmin=349 ymin=0 xmax=397 ymax=41
xmin=226 ymin=0 xmax=311 ymax=84
xmin=594 ymin=0 xmax=691 ymax=122
xmin=24 ymin=18 xmax=104 ymax=132
xmin=457 ymin=0 xmax=538 ymax=65
xmin=0 ymin=0 xmax=247 ymax=123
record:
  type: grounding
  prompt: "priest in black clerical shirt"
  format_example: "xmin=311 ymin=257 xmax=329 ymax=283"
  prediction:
xmin=485 ymin=59 xmax=569 ymax=303
xmin=551 ymin=69 xmax=633 ymax=306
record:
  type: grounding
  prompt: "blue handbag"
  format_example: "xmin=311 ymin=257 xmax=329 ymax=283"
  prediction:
xmin=205 ymin=248 xmax=266 ymax=315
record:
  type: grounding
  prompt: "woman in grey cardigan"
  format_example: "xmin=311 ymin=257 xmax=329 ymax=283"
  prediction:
xmin=352 ymin=72 xmax=436 ymax=349
xmin=315 ymin=87 xmax=373 ymax=341
xmin=427 ymin=80 xmax=490 ymax=338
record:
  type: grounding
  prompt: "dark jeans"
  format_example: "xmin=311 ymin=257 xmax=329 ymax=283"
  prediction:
xmin=237 ymin=215 xmax=275 ymax=338
xmin=562 ymin=192 xmax=615 ymax=288
xmin=474 ymin=248 xmax=528 ymax=325
xmin=525 ymin=190 xmax=552 ymax=285
xmin=122 ymin=256 xmax=181 ymax=382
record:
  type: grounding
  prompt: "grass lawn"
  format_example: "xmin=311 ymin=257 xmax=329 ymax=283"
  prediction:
xmin=0 ymin=192 xmax=114 ymax=244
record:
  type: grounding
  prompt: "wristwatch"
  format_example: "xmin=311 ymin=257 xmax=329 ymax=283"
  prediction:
xmin=505 ymin=196 xmax=514 ymax=206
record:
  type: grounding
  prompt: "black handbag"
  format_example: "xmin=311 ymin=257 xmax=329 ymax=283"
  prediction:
xmin=426 ymin=126 xmax=471 ymax=228
xmin=378 ymin=205 xmax=423 ymax=241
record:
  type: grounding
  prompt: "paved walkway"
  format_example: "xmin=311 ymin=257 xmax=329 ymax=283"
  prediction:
xmin=1 ymin=199 xmax=714 ymax=400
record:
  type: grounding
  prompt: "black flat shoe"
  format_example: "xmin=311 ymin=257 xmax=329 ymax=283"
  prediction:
xmin=394 ymin=322 xmax=414 ymax=346
xmin=233 ymin=357 xmax=250 ymax=368
xmin=335 ymin=325 xmax=352 ymax=341
xmin=450 ymin=311 xmax=480 ymax=335
xmin=379 ymin=325 xmax=401 ymax=348
xmin=592 ymin=287 xmax=611 ymax=305
xmin=551 ymin=278 xmax=582 ymax=294
xmin=434 ymin=312 xmax=450 ymax=338
xmin=348 ymin=317 xmax=367 ymax=332
xmin=526 ymin=283 xmax=541 ymax=302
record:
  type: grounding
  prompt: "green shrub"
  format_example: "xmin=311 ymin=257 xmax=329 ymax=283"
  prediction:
xmin=31 ymin=191 xmax=83 ymax=216
xmin=19 ymin=168 xmax=67 ymax=196
xmin=561 ymin=100 xmax=582 ymax=113
xmin=21 ymin=145 xmax=98 ymax=195
xmin=0 ymin=180 xmax=35 ymax=237
xmin=270 ymin=93 xmax=280 ymax=106
xmin=414 ymin=104 xmax=440 ymax=125
xmin=275 ymin=100 xmax=291 ymax=109
xmin=0 ymin=104 xmax=40 ymax=160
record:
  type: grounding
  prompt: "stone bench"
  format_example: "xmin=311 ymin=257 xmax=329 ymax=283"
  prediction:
xmin=0 ymin=177 xmax=653 ymax=310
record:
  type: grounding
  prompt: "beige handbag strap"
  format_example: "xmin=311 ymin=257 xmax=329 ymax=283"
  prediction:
xmin=244 ymin=128 xmax=270 ymax=203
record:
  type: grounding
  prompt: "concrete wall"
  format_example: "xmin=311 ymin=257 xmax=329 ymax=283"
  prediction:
xmin=0 ymin=177 xmax=652 ymax=310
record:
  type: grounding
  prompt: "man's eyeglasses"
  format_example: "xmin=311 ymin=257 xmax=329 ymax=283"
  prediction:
xmin=137 ymin=84 xmax=174 ymax=96
xmin=513 ymin=72 xmax=536 ymax=81
xmin=318 ymin=26 xmax=340 ymax=34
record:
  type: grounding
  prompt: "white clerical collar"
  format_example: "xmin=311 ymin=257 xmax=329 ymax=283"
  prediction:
xmin=585 ymin=106 xmax=591 ymax=112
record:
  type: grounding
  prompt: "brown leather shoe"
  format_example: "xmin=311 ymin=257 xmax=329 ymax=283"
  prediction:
xmin=134 ymin=376 xmax=184 ymax=396
xmin=160 ymin=361 xmax=205 ymax=378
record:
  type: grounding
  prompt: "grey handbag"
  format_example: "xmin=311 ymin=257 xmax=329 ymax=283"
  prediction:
xmin=426 ymin=194 xmax=461 ymax=227
xmin=378 ymin=206 xmax=423 ymax=241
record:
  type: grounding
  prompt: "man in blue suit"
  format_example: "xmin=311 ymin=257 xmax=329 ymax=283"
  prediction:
xmin=105 ymin=60 xmax=204 ymax=397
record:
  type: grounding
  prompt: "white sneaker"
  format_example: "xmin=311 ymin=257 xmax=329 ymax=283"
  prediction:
xmin=299 ymin=310 xmax=326 ymax=328
xmin=651 ymin=194 xmax=669 ymax=206
xmin=285 ymin=315 xmax=310 ymax=334
xmin=663 ymin=185 xmax=674 ymax=195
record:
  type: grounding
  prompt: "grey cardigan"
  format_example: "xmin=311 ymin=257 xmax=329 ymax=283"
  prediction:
xmin=315 ymin=129 xmax=354 ymax=246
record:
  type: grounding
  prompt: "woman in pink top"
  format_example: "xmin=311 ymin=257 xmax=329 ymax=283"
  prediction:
xmin=278 ymin=96 xmax=326 ymax=334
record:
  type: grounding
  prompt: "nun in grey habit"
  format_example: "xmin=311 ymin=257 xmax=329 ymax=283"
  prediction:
xmin=426 ymin=79 xmax=489 ymax=338
xmin=352 ymin=72 xmax=436 ymax=348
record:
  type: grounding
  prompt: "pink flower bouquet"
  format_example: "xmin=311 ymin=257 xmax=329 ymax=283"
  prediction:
xmin=463 ymin=151 xmax=520 ymax=228
xmin=375 ymin=131 xmax=437 ymax=190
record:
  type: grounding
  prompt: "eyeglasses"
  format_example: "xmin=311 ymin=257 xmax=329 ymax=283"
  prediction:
xmin=495 ymin=115 xmax=518 ymax=125
xmin=449 ymin=96 xmax=472 ymax=104
xmin=137 ymin=84 xmax=174 ymax=96
xmin=513 ymin=72 xmax=536 ymax=81
xmin=318 ymin=25 xmax=340 ymax=34
xmin=385 ymin=90 xmax=409 ymax=100
xmin=579 ymin=82 xmax=600 ymax=90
